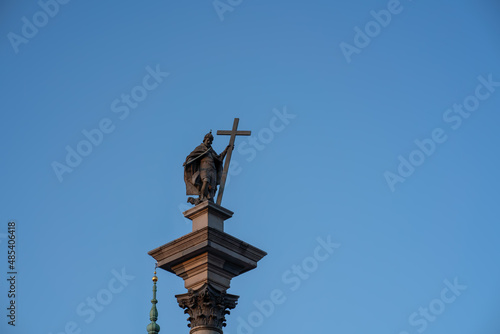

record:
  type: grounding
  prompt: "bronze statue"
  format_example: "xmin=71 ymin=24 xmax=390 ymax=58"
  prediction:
xmin=184 ymin=119 xmax=251 ymax=206
xmin=183 ymin=131 xmax=232 ymax=205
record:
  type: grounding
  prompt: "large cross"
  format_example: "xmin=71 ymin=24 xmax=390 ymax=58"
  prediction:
xmin=216 ymin=118 xmax=251 ymax=205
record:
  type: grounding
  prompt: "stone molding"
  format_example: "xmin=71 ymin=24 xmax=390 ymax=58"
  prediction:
xmin=148 ymin=227 xmax=267 ymax=277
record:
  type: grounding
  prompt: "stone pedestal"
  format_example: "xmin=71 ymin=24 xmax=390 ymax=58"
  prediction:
xmin=184 ymin=201 xmax=233 ymax=232
xmin=148 ymin=202 xmax=266 ymax=334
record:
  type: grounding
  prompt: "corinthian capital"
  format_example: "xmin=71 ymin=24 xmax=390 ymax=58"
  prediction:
xmin=176 ymin=284 xmax=239 ymax=333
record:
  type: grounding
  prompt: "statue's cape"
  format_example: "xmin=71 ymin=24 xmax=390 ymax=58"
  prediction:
xmin=183 ymin=143 xmax=223 ymax=195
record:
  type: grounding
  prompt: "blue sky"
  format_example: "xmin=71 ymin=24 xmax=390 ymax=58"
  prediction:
xmin=1 ymin=0 xmax=500 ymax=333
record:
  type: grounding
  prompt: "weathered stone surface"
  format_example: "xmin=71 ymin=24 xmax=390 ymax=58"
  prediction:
xmin=176 ymin=283 xmax=239 ymax=334
xmin=148 ymin=226 xmax=266 ymax=291
xmin=184 ymin=201 xmax=233 ymax=232
xmin=148 ymin=195 xmax=267 ymax=333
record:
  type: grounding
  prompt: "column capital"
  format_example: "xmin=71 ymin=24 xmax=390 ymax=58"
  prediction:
xmin=176 ymin=284 xmax=239 ymax=334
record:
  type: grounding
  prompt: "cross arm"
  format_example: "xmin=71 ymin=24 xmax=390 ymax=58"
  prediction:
xmin=216 ymin=130 xmax=251 ymax=136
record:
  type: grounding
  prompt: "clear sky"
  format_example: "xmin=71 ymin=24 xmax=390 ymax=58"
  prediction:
xmin=1 ymin=0 xmax=500 ymax=333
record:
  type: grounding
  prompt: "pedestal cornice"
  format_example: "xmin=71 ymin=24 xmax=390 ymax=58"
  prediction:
xmin=148 ymin=226 xmax=267 ymax=290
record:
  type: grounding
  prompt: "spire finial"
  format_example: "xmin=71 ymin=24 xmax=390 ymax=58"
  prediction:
xmin=146 ymin=263 xmax=160 ymax=334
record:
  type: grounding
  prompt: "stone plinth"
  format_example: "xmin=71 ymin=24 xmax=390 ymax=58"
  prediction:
xmin=183 ymin=201 xmax=233 ymax=232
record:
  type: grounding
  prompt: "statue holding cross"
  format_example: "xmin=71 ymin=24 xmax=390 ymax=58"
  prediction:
xmin=183 ymin=118 xmax=251 ymax=206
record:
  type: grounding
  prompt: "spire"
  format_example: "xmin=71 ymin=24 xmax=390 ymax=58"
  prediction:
xmin=146 ymin=264 xmax=160 ymax=334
